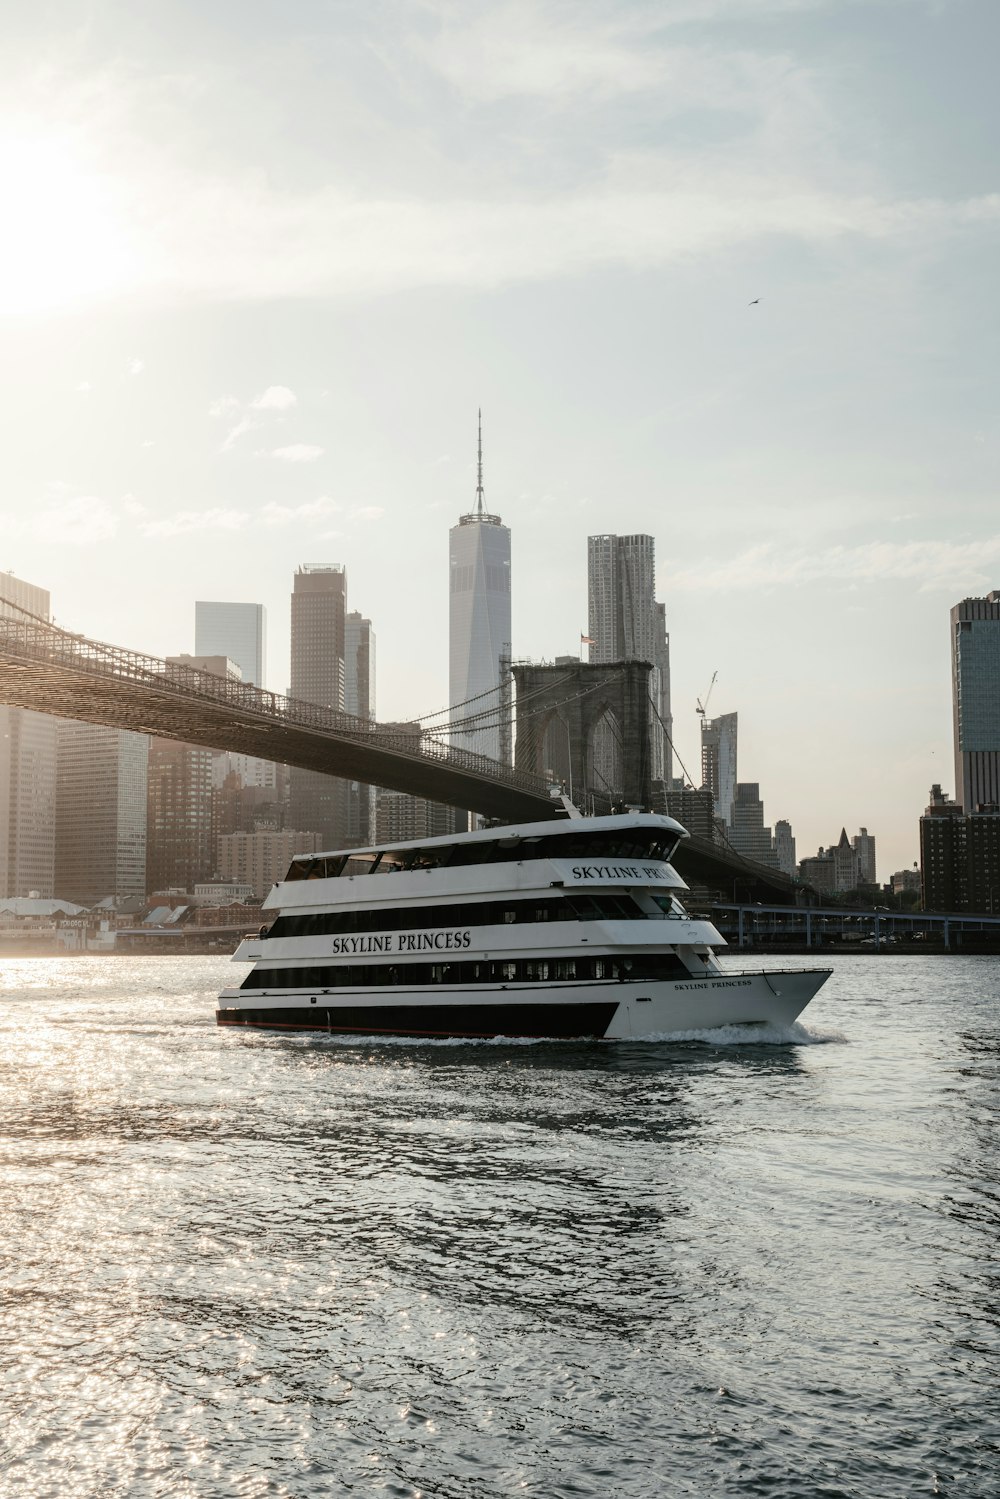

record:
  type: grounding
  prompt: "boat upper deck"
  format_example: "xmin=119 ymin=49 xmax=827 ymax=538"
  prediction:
xmin=281 ymin=813 xmax=688 ymax=885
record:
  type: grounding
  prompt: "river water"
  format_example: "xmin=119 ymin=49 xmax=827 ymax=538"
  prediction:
xmin=1 ymin=954 xmax=998 ymax=1498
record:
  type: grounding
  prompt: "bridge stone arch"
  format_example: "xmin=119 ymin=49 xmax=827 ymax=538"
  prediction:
xmin=512 ymin=660 xmax=653 ymax=813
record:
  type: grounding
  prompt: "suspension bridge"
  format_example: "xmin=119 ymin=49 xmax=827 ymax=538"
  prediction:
xmin=0 ymin=613 xmax=799 ymax=900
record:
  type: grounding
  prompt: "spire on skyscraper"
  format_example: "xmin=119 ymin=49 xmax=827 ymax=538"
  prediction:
xmin=476 ymin=408 xmax=484 ymax=517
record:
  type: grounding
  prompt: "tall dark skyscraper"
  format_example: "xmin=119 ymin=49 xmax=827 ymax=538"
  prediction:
xmin=289 ymin=565 xmax=348 ymax=846
xmin=586 ymin=533 xmax=672 ymax=791
xmin=952 ymin=592 xmax=1000 ymax=812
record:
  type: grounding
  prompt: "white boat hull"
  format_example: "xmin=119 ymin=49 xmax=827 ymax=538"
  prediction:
xmin=217 ymin=968 xmax=831 ymax=1040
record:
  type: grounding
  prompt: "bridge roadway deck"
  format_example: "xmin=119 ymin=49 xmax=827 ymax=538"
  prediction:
xmin=0 ymin=618 xmax=797 ymax=898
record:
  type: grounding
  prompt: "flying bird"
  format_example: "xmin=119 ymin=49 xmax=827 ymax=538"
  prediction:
xmin=749 ymin=298 xmax=760 ymax=305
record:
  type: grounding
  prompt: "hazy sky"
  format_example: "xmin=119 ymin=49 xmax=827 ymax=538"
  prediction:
xmin=1 ymin=0 xmax=997 ymax=878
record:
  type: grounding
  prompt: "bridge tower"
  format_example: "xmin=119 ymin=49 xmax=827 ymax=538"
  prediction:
xmin=512 ymin=660 xmax=653 ymax=814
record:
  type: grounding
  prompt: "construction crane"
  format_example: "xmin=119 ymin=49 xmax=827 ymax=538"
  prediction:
xmin=696 ymin=671 xmax=718 ymax=719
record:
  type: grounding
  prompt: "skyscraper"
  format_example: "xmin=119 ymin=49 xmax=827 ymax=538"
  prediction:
xmin=773 ymin=819 xmax=796 ymax=878
xmin=951 ymin=592 xmax=1000 ymax=812
xmin=729 ymin=783 xmax=778 ymax=867
xmin=146 ymin=740 xmax=214 ymax=894
xmin=449 ymin=413 xmax=511 ymax=763
xmin=195 ymin=601 xmax=267 ymax=687
xmin=701 ymin=711 xmax=738 ymax=830
xmin=289 ymin=565 xmax=348 ymax=846
xmin=194 ymin=604 xmax=275 ymax=815
xmin=852 ymin=827 xmax=877 ymax=885
xmin=344 ymin=610 xmax=376 ymax=845
xmin=0 ymin=573 xmax=57 ymax=898
xmin=586 ymin=534 xmax=672 ymax=790
xmin=55 ymin=723 xmax=148 ymax=906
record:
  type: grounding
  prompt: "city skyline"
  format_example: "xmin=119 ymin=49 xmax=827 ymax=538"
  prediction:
xmin=1 ymin=1 xmax=997 ymax=874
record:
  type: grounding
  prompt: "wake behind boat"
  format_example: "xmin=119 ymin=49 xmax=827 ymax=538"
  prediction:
xmin=217 ymin=815 xmax=827 ymax=1037
xmin=216 ymin=811 xmax=831 ymax=1039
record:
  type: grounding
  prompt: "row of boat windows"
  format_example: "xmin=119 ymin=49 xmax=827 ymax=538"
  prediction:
xmin=265 ymin=893 xmax=654 ymax=940
xmin=284 ymin=828 xmax=680 ymax=880
xmin=240 ymin=953 xmax=693 ymax=990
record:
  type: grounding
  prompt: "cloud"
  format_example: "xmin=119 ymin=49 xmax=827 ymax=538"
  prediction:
xmin=142 ymin=507 xmax=248 ymax=537
xmin=350 ymin=505 xmax=385 ymax=520
xmin=271 ymin=443 xmax=324 ymax=462
xmin=209 ymin=395 xmax=241 ymax=417
xmin=122 ymin=167 xmax=1000 ymax=305
xmin=668 ymin=536 xmax=1000 ymax=594
xmin=220 ymin=415 xmax=254 ymax=451
xmin=214 ymin=389 xmax=301 ymax=451
xmin=11 ymin=5 xmax=995 ymax=311
xmin=250 ymin=385 xmax=297 ymax=410
xmin=260 ymin=497 xmax=341 ymax=525
xmin=46 ymin=495 xmax=119 ymax=543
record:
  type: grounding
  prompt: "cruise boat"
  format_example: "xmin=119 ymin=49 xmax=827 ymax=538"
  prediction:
xmin=217 ymin=812 xmax=831 ymax=1039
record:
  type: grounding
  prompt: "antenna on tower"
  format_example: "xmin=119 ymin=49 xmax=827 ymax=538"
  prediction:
xmin=476 ymin=408 xmax=484 ymax=516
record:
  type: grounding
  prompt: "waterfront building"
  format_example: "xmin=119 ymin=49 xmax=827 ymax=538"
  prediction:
xmin=55 ymin=723 xmax=148 ymax=906
xmin=145 ymin=654 xmax=243 ymax=896
xmin=798 ymin=849 xmax=836 ymax=895
xmin=217 ymin=829 xmax=324 ymax=901
xmin=654 ymin=782 xmax=715 ymax=840
xmin=289 ymin=565 xmax=348 ymax=846
xmin=919 ymin=782 xmax=1000 ymax=912
xmin=375 ymin=789 xmax=460 ymax=845
xmin=773 ymin=819 xmax=796 ymax=878
xmin=951 ymin=592 xmax=1000 ymax=812
xmin=374 ymin=723 xmax=457 ymax=842
xmin=0 ymin=574 xmax=57 ymax=899
xmin=195 ymin=601 xmax=266 ymax=687
xmin=853 ymin=827 xmax=877 ymax=885
xmin=449 ymin=413 xmax=511 ymax=764
xmin=892 ymin=868 xmax=921 ymax=896
xmin=213 ymin=764 xmax=286 ymax=839
xmin=587 ymin=533 xmax=671 ymax=788
xmin=701 ymin=712 xmax=738 ymax=830
xmin=729 ymin=783 xmax=778 ymax=867
xmin=146 ymin=739 xmax=215 ymax=895
xmin=832 ymin=828 xmax=859 ymax=891
xmin=797 ymin=827 xmax=869 ymax=893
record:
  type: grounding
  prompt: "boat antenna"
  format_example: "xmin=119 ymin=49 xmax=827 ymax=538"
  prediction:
xmin=476 ymin=408 xmax=484 ymax=517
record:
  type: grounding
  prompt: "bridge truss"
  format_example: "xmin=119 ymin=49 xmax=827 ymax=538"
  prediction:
xmin=0 ymin=617 xmax=561 ymax=824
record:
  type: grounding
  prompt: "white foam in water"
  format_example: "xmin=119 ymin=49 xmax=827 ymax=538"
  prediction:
xmin=627 ymin=1020 xmax=848 ymax=1046
xmin=277 ymin=1022 xmax=848 ymax=1049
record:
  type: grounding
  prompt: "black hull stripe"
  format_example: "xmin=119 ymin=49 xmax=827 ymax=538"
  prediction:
xmin=216 ymin=1001 xmax=620 ymax=1039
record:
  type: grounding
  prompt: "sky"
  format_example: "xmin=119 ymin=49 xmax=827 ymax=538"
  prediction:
xmin=0 ymin=0 xmax=997 ymax=880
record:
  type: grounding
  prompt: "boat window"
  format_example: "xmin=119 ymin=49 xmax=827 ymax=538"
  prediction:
xmin=265 ymin=891 xmax=660 ymax=941
xmin=239 ymin=949 xmax=691 ymax=991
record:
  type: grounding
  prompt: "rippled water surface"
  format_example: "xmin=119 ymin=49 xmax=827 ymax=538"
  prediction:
xmin=2 ymin=955 xmax=999 ymax=1497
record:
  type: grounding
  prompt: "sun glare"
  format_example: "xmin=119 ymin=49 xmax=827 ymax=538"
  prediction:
xmin=0 ymin=134 xmax=136 ymax=316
